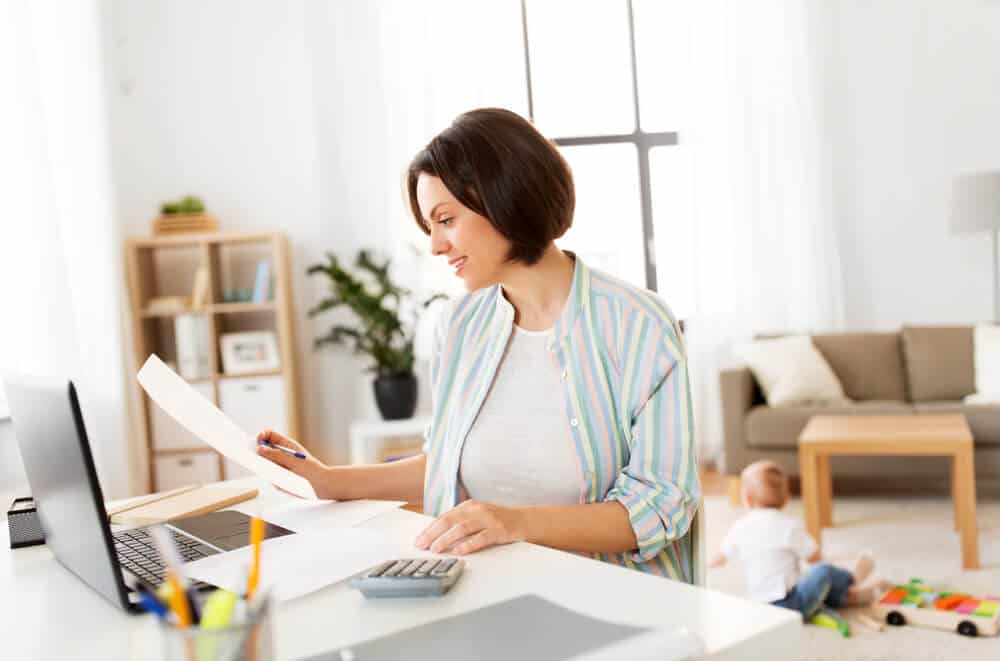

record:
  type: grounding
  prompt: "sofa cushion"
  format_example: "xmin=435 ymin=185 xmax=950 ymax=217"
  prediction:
xmin=967 ymin=324 xmax=1000 ymax=402
xmin=733 ymin=336 xmax=848 ymax=406
xmin=811 ymin=333 xmax=907 ymax=401
xmin=744 ymin=401 xmax=914 ymax=449
xmin=913 ymin=402 xmax=1000 ymax=446
xmin=901 ymin=326 xmax=974 ymax=402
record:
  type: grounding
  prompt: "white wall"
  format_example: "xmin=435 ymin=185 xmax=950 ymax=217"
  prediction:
xmin=0 ymin=422 xmax=27 ymax=494
xmin=107 ymin=1 xmax=526 ymax=479
xmin=108 ymin=0 xmax=370 ymax=472
xmin=830 ymin=0 xmax=1000 ymax=329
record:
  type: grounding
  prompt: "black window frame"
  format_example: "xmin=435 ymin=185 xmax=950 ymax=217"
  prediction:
xmin=520 ymin=0 xmax=679 ymax=292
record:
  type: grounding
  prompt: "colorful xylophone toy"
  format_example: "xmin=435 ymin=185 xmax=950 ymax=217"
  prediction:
xmin=870 ymin=578 xmax=999 ymax=637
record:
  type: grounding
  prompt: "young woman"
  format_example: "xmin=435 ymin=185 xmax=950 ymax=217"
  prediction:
xmin=258 ymin=108 xmax=700 ymax=582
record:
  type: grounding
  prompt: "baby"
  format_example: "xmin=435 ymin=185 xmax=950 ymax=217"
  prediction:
xmin=710 ymin=460 xmax=887 ymax=620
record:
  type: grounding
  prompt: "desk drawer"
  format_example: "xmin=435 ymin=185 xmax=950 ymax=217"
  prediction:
xmin=154 ymin=452 xmax=220 ymax=491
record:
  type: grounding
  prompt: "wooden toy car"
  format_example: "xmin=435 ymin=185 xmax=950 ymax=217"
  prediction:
xmin=871 ymin=579 xmax=1000 ymax=637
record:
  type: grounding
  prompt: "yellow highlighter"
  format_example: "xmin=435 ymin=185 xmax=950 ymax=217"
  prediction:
xmin=196 ymin=589 xmax=238 ymax=661
xmin=247 ymin=516 xmax=265 ymax=599
xmin=200 ymin=589 xmax=238 ymax=630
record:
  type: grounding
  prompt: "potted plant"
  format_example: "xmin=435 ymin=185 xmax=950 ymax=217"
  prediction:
xmin=307 ymin=249 xmax=445 ymax=420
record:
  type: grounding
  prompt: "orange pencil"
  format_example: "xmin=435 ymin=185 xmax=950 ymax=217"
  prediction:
xmin=247 ymin=516 xmax=264 ymax=599
xmin=166 ymin=574 xmax=193 ymax=628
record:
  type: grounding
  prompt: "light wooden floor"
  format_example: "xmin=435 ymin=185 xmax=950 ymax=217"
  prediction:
xmin=700 ymin=465 xmax=726 ymax=497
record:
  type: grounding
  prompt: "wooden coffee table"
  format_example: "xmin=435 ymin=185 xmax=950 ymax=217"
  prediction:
xmin=798 ymin=414 xmax=979 ymax=569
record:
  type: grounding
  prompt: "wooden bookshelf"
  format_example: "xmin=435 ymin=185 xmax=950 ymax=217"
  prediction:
xmin=125 ymin=231 xmax=302 ymax=492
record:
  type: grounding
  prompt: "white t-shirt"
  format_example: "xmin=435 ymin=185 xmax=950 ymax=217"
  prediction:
xmin=720 ymin=508 xmax=818 ymax=603
xmin=459 ymin=325 xmax=582 ymax=507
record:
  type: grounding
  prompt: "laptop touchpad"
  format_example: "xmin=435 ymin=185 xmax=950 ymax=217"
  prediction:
xmin=169 ymin=510 xmax=294 ymax=551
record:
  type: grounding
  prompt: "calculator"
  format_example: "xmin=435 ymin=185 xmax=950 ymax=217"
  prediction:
xmin=350 ymin=558 xmax=465 ymax=598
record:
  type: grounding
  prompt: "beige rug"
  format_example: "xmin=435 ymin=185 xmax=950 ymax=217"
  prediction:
xmin=703 ymin=495 xmax=1000 ymax=660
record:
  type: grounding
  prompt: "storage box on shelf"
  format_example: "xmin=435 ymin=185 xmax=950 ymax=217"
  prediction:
xmin=125 ymin=232 xmax=302 ymax=492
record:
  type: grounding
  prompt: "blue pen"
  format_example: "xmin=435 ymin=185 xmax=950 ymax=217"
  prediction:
xmin=258 ymin=440 xmax=306 ymax=459
xmin=138 ymin=588 xmax=169 ymax=619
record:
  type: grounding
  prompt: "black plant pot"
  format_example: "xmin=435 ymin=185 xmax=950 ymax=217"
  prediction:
xmin=373 ymin=373 xmax=418 ymax=420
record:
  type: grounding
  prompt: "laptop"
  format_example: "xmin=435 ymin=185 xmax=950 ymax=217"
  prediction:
xmin=4 ymin=373 xmax=293 ymax=613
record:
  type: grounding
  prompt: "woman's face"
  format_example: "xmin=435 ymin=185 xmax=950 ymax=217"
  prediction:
xmin=416 ymin=173 xmax=513 ymax=291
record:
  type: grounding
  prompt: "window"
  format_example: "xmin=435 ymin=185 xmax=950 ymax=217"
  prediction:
xmin=521 ymin=0 xmax=693 ymax=317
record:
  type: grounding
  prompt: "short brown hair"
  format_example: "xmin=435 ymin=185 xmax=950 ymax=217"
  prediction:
xmin=741 ymin=461 xmax=789 ymax=509
xmin=406 ymin=108 xmax=575 ymax=265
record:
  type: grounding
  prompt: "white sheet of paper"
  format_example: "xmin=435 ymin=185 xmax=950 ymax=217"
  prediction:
xmin=137 ymin=354 xmax=316 ymax=499
xmin=257 ymin=498 xmax=406 ymax=533
xmin=183 ymin=528 xmax=410 ymax=602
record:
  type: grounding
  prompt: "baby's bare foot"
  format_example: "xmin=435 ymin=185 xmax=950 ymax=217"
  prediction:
xmin=852 ymin=551 xmax=875 ymax=584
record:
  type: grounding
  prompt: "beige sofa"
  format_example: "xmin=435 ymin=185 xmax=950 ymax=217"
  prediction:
xmin=720 ymin=326 xmax=1000 ymax=499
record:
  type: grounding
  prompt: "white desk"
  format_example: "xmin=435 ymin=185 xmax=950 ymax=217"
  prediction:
xmin=0 ymin=480 xmax=800 ymax=660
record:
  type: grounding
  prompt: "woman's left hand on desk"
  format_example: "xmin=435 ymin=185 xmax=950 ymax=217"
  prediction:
xmin=414 ymin=499 xmax=527 ymax=555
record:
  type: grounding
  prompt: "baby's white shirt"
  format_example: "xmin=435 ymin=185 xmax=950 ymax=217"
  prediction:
xmin=720 ymin=508 xmax=818 ymax=602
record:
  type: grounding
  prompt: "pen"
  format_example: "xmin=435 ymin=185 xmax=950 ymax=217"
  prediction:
xmin=258 ymin=439 xmax=306 ymax=459
xmin=137 ymin=588 xmax=169 ymax=619
xmin=247 ymin=516 xmax=265 ymax=599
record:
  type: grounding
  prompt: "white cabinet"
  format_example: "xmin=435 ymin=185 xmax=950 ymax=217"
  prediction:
xmin=151 ymin=381 xmax=215 ymax=450
xmin=219 ymin=375 xmax=287 ymax=479
xmin=154 ymin=452 xmax=220 ymax=491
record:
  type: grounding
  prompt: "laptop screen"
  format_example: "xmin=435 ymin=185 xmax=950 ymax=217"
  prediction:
xmin=4 ymin=374 xmax=133 ymax=612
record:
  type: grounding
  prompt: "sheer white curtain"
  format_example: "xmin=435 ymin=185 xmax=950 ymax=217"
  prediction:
xmin=340 ymin=0 xmax=529 ymax=360
xmin=683 ymin=0 xmax=846 ymax=464
xmin=0 ymin=1 xmax=130 ymax=496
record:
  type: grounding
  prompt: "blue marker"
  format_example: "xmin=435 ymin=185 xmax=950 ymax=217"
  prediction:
xmin=258 ymin=440 xmax=306 ymax=459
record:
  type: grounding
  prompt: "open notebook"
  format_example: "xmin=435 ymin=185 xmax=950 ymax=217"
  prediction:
xmin=105 ymin=484 xmax=258 ymax=526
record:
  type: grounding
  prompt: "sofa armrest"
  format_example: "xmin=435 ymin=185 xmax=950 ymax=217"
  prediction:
xmin=719 ymin=367 xmax=758 ymax=475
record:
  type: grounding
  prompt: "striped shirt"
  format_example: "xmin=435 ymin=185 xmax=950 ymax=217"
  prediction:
xmin=422 ymin=255 xmax=701 ymax=582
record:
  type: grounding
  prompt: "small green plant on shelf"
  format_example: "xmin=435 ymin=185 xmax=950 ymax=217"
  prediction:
xmin=160 ymin=195 xmax=206 ymax=215
xmin=306 ymin=249 xmax=446 ymax=378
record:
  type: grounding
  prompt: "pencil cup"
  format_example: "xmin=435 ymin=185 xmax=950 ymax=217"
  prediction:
xmin=159 ymin=594 xmax=275 ymax=661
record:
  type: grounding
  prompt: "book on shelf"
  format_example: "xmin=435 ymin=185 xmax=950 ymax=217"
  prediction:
xmin=145 ymin=295 xmax=191 ymax=315
xmin=190 ymin=266 xmax=210 ymax=309
xmin=175 ymin=313 xmax=211 ymax=380
xmin=252 ymin=259 xmax=271 ymax=303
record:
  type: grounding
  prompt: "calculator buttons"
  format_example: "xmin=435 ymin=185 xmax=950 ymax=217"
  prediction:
xmin=397 ymin=560 xmax=423 ymax=577
xmin=353 ymin=558 xmax=465 ymax=598
xmin=380 ymin=560 xmax=410 ymax=577
xmin=367 ymin=560 xmax=396 ymax=577
xmin=431 ymin=559 xmax=457 ymax=575
xmin=411 ymin=559 xmax=440 ymax=577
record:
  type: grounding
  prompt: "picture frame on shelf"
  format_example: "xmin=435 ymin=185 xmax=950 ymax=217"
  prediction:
xmin=220 ymin=331 xmax=281 ymax=375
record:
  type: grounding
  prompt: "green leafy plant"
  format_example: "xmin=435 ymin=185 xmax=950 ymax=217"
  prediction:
xmin=307 ymin=250 xmax=446 ymax=377
xmin=160 ymin=195 xmax=206 ymax=215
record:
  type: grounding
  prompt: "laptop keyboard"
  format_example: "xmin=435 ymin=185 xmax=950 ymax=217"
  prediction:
xmin=113 ymin=526 xmax=217 ymax=589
